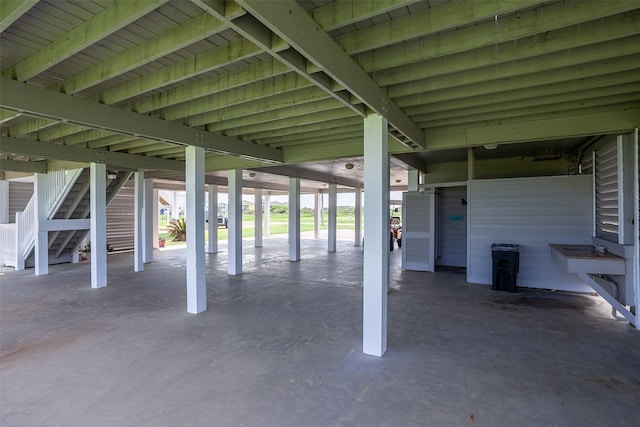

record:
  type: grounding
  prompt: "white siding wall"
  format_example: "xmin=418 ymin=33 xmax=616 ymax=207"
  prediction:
xmin=106 ymin=185 xmax=134 ymax=251
xmin=467 ymin=175 xmax=593 ymax=293
xmin=8 ymin=182 xmax=33 ymax=223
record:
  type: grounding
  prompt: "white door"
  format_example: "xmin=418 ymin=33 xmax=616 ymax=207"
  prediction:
xmin=402 ymin=191 xmax=436 ymax=271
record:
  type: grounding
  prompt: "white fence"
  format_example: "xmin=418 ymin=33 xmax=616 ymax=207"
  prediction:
xmin=0 ymin=224 xmax=16 ymax=267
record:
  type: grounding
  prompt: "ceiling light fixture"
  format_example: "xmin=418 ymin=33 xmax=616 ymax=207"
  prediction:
xmin=248 ymin=172 xmax=256 ymax=177
xmin=345 ymin=163 xmax=354 ymax=170
xmin=484 ymin=143 xmax=498 ymax=150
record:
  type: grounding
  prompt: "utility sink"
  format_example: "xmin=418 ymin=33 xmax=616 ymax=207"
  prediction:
xmin=549 ymin=244 xmax=626 ymax=275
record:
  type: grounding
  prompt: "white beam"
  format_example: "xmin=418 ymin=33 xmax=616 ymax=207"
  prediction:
xmin=207 ymin=184 xmax=218 ymax=254
xmin=0 ymin=78 xmax=283 ymax=164
xmin=90 ymin=162 xmax=107 ymax=288
xmin=143 ymin=178 xmax=154 ymax=263
xmin=34 ymin=172 xmax=48 ymax=276
xmin=328 ymin=184 xmax=337 ymax=253
xmin=264 ymin=193 xmax=271 ymax=237
xmin=41 ymin=219 xmax=90 ymax=231
xmin=363 ymin=114 xmax=389 ymax=357
xmin=186 ymin=146 xmax=206 ymax=313
xmin=354 ymin=186 xmax=362 ymax=247
xmin=289 ymin=177 xmax=300 ymax=262
xmin=134 ymin=172 xmax=144 ymax=272
xmin=228 ymin=169 xmax=243 ymax=275
xmin=254 ymin=188 xmax=263 ymax=248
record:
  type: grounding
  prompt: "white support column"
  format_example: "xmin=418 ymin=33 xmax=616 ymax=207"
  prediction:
xmin=228 ymin=169 xmax=243 ymax=275
xmin=207 ymin=184 xmax=218 ymax=254
xmin=0 ymin=179 xmax=8 ymax=224
xmin=408 ymin=169 xmax=419 ymax=192
xmin=143 ymin=178 xmax=153 ymax=263
xmin=289 ymin=177 xmax=300 ymax=261
xmin=328 ymin=184 xmax=337 ymax=252
xmin=264 ymin=193 xmax=271 ymax=237
xmin=467 ymin=148 xmax=476 ymax=180
xmin=171 ymin=191 xmax=179 ymax=219
xmin=254 ymin=188 xmax=263 ymax=248
xmin=133 ymin=172 xmax=144 ymax=272
xmin=90 ymin=162 xmax=107 ymax=288
xmin=186 ymin=146 xmax=206 ymax=313
xmin=314 ymin=192 xmax=321 ymax=239
xmin=363 ymin=114 xmax=389 ymax=357
xmin=153 ymin=188 xmax=159 ymax=249
xmin=354 ymin=186 xmax=362 ymax=247
xmin=34 ymin=172 xmax=48 ymax=276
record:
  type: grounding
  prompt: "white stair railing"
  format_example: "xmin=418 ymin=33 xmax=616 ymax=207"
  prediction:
xmin=14 ymin=168 xmax=84 ymax=269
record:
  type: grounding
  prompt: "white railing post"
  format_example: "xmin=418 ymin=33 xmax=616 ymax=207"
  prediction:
xmin=15 ymin=212 xmax=24 ymax=270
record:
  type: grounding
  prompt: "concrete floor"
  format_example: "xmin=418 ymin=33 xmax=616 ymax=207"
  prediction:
xmin=1 ymin=235 xmax=639 ymax=427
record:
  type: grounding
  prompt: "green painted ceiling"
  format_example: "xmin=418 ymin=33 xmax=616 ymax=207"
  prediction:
xmin=0 ymin=0 xmax=639 ymax=186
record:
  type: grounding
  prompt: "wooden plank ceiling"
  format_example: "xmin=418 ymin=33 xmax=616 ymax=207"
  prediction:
xmin=1 ymin=0 xmax=639 ymax=189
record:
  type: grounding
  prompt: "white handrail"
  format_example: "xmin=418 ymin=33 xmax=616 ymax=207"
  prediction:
xmin=16 ymin=168 xmax=84 ymax=265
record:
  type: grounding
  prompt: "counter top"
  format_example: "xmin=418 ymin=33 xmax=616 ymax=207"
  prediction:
xmin=549 ymin=244 xmax=626 ymax=275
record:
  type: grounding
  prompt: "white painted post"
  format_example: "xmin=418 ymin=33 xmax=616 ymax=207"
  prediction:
xmin=354 ymin=186 xmax=362 ymax=246
xmin=186 ymin=147 xmax=206 ymax=313
xmin=467 ymin=148 xmax=476 ymax=180
xmin=90 ymin=162 xmax=107 ymax=288
xmin=171 ymin=191 xmax=179 ymax=219
xmin=363 ymin=114 xmax=389 ymax=357
xmin=408 ymin=169 xmax=419 ymax=192
xmin=264 ymin=193 xmax=271 ymax=237
xmin=34 ymin=172 xmax=48 ymax=276
xmin=143 ymin=178 xmax=153 ymax=263
xmin=0 ymin=180 xmax=8 ymax=224
xmin=153 ymin=188 xmax=159 ymax=249
xmin=133 ymin=172 xmax=144 ymax=272
xmin=228 ymin=169 xmax=243 ymax=275
xmin=289 ymin=177 xmax=300 ymax=261
xmin=314 ymin=192 xmax=321 ymax=239
xmin=15 ymin=213 xmax=24 ymax=270
xmin=255 ymin=188 xmax=263 ymax=248
xmin=328 ymin=184 xmax=337 ymax=252
xmin=207 ymin=184 xmax=218 ymax=254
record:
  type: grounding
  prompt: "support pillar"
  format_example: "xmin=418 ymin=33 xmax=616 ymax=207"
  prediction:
xmin=363 ymin=114 xmax=389 ymax=357
xmin=207 ymin=184 xmax=218 ymax=254
xmin=0 ymin=179 xmax=8 ymax=224
xmin=133 ymin=172 xmax=144 ymax=272
xmin=186 ymin=146 xmax=206 ymax=313
xmin=467 ymin=148 xmax=476 ymax=180
xmin=34 ymin=172 xmax=48 ymax=276
xmin=171 ymin=191 xmax=179 ymax=219
xmin=143 ymin=178 xmax=153 ymax=263
xmin=328 ymin=184 xmax=337 ymax=252
xmin=354 ymin=186 xmax=362 ymax=246
xmin=90 ymin=162 xmax=107 ymax=288
xmin=408 ymin=169 xmax=419 ymax=192
xmin=264 ymin=193 xmax=271 ymax=237
xmin=228 ymin=169 xmax=243 ymax=275
xmin=153 ymin=188 xmax=159 ymax=249
xmin=289 ymin=178 xmax=301 ymax=261
xmin=254 ymin=188 xmax=263 ymax=248
xmin=314 ymin=192 xmax=321 ymax=239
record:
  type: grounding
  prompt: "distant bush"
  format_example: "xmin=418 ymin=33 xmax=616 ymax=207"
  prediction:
xmin=167 ymin=218 xmax=187 ymax=241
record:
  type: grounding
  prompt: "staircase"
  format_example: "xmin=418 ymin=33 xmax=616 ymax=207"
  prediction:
xmin=12 ymin=168 xmax=131 ymax=269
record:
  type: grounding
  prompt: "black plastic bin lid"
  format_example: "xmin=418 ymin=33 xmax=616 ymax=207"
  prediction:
xmin=491 ymin=243 xmax=520 ymax=252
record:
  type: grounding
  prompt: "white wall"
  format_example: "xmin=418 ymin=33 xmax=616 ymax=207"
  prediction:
xmin=467 ymin=175 xmax=593 ymax=293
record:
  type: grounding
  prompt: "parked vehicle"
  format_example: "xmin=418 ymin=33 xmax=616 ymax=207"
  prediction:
xmin=390 ymin=217 xmax=402 ymax=251
xmin=217 ymin=216 xmax=228 ymax=228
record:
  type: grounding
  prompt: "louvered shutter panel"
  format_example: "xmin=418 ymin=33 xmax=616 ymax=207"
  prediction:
xmin=594 ymin=143 xmax=619 ymax=242
xmin=402 ymin=191 xmax=435 ymax=272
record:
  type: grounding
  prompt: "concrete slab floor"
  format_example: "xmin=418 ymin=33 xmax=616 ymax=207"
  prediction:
xmin=1 ymin=236 xmax=639 ymax=427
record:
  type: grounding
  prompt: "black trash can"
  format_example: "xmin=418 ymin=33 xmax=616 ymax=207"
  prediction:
xmin=491 ymin=243 xmax=520 ymax=293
